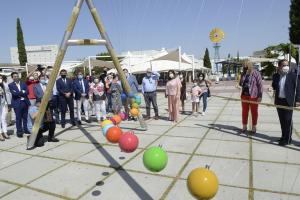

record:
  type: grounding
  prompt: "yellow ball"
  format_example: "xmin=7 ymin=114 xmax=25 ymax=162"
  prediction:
xmin=101 ymin=120 xmax=113 ymax=128
xmin=132 ymin=103 xmax=139 ymax=109
xmin=187 ymin=167 xmax=219 ymax=200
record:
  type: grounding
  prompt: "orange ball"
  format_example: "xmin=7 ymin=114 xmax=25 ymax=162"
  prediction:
xmin=112 ymin=115 xmax=122 ymax=125
xmin=106 ymin=126 xmax=123 ymax=143
xmin=130 ymin=108 xmax=139 ymax=117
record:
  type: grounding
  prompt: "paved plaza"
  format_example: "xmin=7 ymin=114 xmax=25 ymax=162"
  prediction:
xmin=0 ymin=81 xmax=300 ymax=200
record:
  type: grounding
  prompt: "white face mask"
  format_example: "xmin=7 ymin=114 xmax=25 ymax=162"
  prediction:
xmin=193 ymin=82 xmax=197 ymax=86
xmin=282 ymin=66 xmax=289 ymax=74
xmin=179 ymin=75 xmax=183 ymax=79
xmin=169 ymin=74 xmax=174 ymax=79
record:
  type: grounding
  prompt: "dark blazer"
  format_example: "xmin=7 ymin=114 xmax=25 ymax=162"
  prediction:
xmin=8 ymin=81 xmax=31 ymax=108
xmin=73 ymin=78 xmax=89 ymax=100
xmin=56 ymin=77 xmax=74 ymax=97
xmin=272 ymin=72 xmax=300 ymax=107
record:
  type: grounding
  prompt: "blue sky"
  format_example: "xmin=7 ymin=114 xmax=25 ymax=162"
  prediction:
xmin=0 ymin=0 xmax=291 ymax=63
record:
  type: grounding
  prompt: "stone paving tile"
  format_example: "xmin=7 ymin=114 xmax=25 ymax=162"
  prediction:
xmin=39 ymin=142 xmax=96 ymax=161
xmin=166 ymin=126 xmax=208 ymax=138
xmin=205 ymin=129 xmax=249 ymax=142
xmin=133 ymin=134 xmax=160 ymax=148
xmin=181 ymin=155 xmax=249 ymax=188
xmin=0 ymin=151 xmax=31 ymax=170
xmin=252 ymin=142 xmax=300 ymax=164
xmin=29 ymin=163 xmax=113 ymax=199
xmin=79 ymin=170 xmax=173 ymax=200
xmin=254 ymin=191 xmax=300 ymax=200
xmin=195 ymin=139 xmax=249 ymax=159
xmin=124 ymin=151 xmax=190 ymax=177
xmin=165 ymin=180 xmax=249 ymax=200
xmin=0 ymin=137 xmax=25 ymax=150
xmin=177 ymin=120 xmax=215 ymax=128
xmin=0 ymin=157 xmax=66 ymax=184
xmin=0 ymin=182 xmax=17 ymax=197
xmin=76 ymin=145 xmax=139 ymax=168
xmin=151 ymin=136 xmax=199 ymax=154
xmin=0 ymin=188 xmax=61 ymax=200
xmin=253 ymin=161 xmax=300 ymax=194
xmin=134 ymin=124 xmax=170 ymax=135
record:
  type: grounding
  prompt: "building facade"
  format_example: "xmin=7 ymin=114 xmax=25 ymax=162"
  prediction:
xmin=10 ymin=45 xmax=58 ymax=65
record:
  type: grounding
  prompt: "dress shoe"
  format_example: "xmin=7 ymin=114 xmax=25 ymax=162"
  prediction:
xmin=72 ymin=122 xmax=76 ymax=126
xmin=144 ymin=116 xmax=150 ymax=120
xmin=86 ymin=119 xmax=91 ymax=123
xmin=154 ymin=116 xmax=159 ymax=120
xmin=61 ymin=124 xmax=65 ymax=128
xmin=48 ymin=138 xmax=59 ymax=142
xmin=17 ymin=134 xmax=23 ymax=138
xmin=77 ymin=121 xmax=82 ymax=125
xmin=278 ymin=139 xmax=292 ymax=146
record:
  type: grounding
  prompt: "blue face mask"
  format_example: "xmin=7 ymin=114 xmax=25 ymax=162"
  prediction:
xmin=78 ymin=75 xmax=83 ymax=79
xmin=40 ymin=80 xmax=46 ymax=85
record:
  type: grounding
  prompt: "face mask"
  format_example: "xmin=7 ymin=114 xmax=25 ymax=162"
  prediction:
xmin=61 ymin=75 xmax=67 ymax=79
xmin=29 ymin=76 xmax=34 ymax=81
xmin=125 ymin=72 xmax=129 ymax=77
xmin=94 ymin=79 xmax=99 ymax=84
xmin=199 ymin=76 xmax=204 ymax=79
xmin=147 ymin=73 xmax=151 ymax=77
xmin=169 ymin=74 xmax=174 ymax=79
xmin=40 ymin=80 xmax=46 ymax=85
xmin=282 ymin=66 xmax=289 ymax=74
xmin=179 ymin=75 xmax=183 ymax=79
xmin=78 ymin=75 xmax=83 ymax=79
xmin=193 ymin=82 xmax=198 ymax=86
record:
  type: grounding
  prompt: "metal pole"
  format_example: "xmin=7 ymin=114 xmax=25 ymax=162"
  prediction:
xmin=88 ymin=56 xmax=92 ymax=76
xmin=178 ymin=46 xmax=182 ymax=71
xmin=85 ymin=0 xmax=147 ymax=129
xmin=27 ymin=0 xmax=84 ymax=149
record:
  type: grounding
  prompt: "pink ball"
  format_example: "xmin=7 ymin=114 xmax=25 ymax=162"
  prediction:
xmin=119 ymin=112 xmax=128 ymax=120
xmin=118 ymin=132 xmax=139 ymax=153
xmin=110 ymin=117 xmax=117 ymax=125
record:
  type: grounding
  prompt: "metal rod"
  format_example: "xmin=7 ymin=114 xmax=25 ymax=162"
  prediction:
xmin=27 ymin=0 xmax=84 ymax=149
xmin=67 ymin=39 xmax=106 ymax=46
xmin=86 ymin=0 xmax=147 ymax=129
xmin=88 ymin=56 xmax=92 ymax=76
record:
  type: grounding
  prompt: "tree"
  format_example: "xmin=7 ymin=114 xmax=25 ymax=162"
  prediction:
xmin=203 ymin=48 xmax=212 ymax=69
xmin=289 ymin=0 xmax=300 ymax=45
xmin=16 ymin=18 xmax=27 ymax=66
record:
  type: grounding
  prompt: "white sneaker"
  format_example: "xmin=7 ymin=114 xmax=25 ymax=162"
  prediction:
xmin=201 ymin=112 xmax=205 ymax=116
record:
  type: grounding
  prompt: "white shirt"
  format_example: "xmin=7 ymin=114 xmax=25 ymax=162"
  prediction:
xmin=279 ymin=75 xmax=286 ymax=98
xmin=81 ymin=80 xmax=85 ymax=93
xmin=16 ymin=82 xmax=25 ymax=100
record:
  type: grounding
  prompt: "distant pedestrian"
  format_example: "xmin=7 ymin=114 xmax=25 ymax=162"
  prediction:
xmin=142 ymin=68 xmax=160 ymax=120
xmin=26 ymin=71 xmax=39 ymax=106
xmin=165 ymin=70 xmax=181 ymax=122
xmin=89 ymin=77 xmax=107 ymax=122
xmin=198 ymin=72 xmax=212 ymax=116
xmin=179 ymin=72 xmax=187 ymax=113
xmin=239 ymin=60 xmax=263 ymax=134
xmin=272 ymin=59 xmax=300 ymax=146
xmin=111 ymin=74 xmax=123 ymax=114
xmin=0 ymin=75 xmax=10 ymax=141
xmin=190 ymin=79 xmax=202 ymax=115
xmin=123 ymin=69 xmax=139 ymax=120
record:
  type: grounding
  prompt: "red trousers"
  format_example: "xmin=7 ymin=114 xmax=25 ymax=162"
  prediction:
xmin=241 ymin=95 xmax=259 ymax=126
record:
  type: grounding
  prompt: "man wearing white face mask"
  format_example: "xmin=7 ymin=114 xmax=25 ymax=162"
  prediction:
xmin=142 ymin=68 xmax=160 ymax=120
xmin=272 ymin=59 xmax=300 ymax=146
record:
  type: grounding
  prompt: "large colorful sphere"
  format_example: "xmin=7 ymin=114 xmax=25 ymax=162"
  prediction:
xmin=112 ymin=115 xmax=122 ymax=125
xmin=101 ymin=120 xmax=113 ymax=128
xmin=131 ymin=103 xmax=139 ymax=109
xmin=187 ymin=167 xmax=219 ymax=200
xmin=130 ymin=108 xmax=139 ymax=117
xmin=106 ymin=126 xmax=123 ymax=143
xmin=143 ymin=147 xmax=168 ymax=172
xmin=119 ymin=112 xmax=128 ymax=121
xmin=102 ymin=124 xmax=114 ymax=136
xmin=118 ymin=132 xmax=139 ymax=153
xmin=134 ymin=95 xmax=142 ymax=105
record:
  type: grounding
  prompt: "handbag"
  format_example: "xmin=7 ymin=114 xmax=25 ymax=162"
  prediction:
xmin=205 ymin=81 xmax=211 ymax=97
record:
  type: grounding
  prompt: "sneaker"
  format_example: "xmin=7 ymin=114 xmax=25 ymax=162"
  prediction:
xmin=201 ymin=112 xmax=205 ymax=116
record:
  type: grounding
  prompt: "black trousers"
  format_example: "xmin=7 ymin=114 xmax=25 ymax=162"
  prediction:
xmin=143 ymin=91 xmax=158 ymax=117
xmin=35 ymin=121 xmax=56 ymax=146
xmin=59 ymin=96 xmax=75 ymax=125
xmin=276 ymin=98 xmax=293 ymax=142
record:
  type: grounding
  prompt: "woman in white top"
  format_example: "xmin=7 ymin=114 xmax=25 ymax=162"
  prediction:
xmin=0 ymin=75 xmax=11 ymax=141
xmin=89 ymin=78 xmax=107 ymax=122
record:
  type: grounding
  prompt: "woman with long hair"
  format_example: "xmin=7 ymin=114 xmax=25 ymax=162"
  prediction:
xmin=239 ymin=60 xmax=263 ymax=134
xmin=178 ymin=72 xmax=187 ymax=113
xmin=198 ymin=72 xmax=212 ymax=116
xmin=165 ymin=70 xmax=182 ymax=122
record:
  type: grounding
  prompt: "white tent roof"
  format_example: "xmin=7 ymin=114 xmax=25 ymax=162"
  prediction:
xmin=152 ymin=49 xmax=191 ymax=64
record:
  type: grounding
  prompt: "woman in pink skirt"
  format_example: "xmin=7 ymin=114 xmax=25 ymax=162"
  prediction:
xmin=165 ymin=70 xmax=182 ymax=122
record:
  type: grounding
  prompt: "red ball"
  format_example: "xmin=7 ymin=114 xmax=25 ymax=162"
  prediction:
xmin=110 ymin=117 xmax=117 ymax=125
xmin=106 ymin=126 xmax=123 ymax=143
xmin=112 ymin=115 xmax=122 ymax=125
xmin=118 ymin=132 xmax=139 ymax=153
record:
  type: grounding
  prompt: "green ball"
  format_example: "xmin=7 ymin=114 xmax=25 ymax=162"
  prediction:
xmin=143 ymin=147 xmax=168 ymax=172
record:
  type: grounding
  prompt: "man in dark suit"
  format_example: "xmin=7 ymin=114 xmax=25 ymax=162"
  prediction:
xmin=8 ymin=72 xmax=31 ymax=137
xmin=56 ymin=69 xmax=76 ymax=128
xmin=73 ymin=70 xmax=90 ymax=124
xmin=272 ymin=59 xmax=300 ymax=146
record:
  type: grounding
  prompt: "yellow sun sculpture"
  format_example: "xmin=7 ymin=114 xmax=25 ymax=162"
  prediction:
xmin=209 ymin=28 xmax=225 ymax=43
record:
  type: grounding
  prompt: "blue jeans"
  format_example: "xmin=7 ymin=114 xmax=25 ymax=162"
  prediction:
xmin=199 ymin=92 xmax=208 ymax=112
